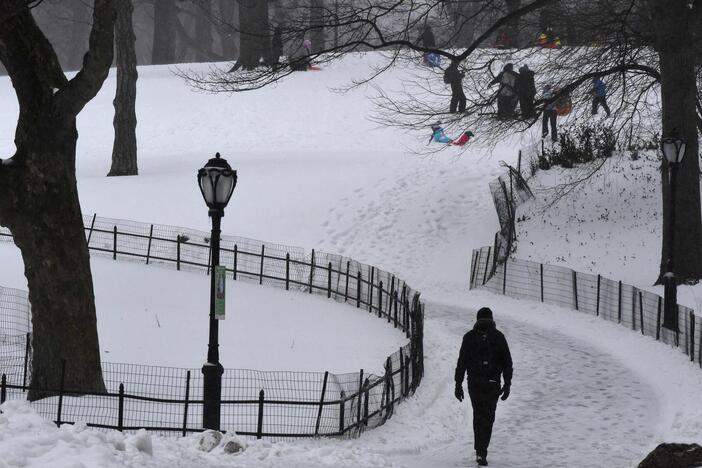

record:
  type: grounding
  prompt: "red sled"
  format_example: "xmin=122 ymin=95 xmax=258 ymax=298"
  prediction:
xmin=451 ymin=131 xmax=474 ymax=146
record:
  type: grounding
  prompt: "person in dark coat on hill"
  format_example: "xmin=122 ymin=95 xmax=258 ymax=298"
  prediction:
xmin=489 ymin=63 xmax=519 ymax=118
xmin=418 ymin=25 xmax=436 ymax=65
xmin=517 ymin=64 xmax=536 ymax=118
xmin=444 ymin=59 xmax=466 ymax=113
xmin=455 ymin=307 xmax=513 ymax=467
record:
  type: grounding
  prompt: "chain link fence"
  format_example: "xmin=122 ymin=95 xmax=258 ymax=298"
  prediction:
xmin=0 ymin=215 xmax=424 ymax=440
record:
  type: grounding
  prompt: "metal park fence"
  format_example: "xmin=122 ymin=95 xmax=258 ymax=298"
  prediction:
xmin=0 ymin=215 xmax=424 ymax=439
xmin=469 ymin=247 xmax=701 ymax=366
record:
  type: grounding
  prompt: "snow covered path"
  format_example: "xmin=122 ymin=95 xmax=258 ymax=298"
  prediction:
xmin=357 ymin=296 xmax=658 ymax=468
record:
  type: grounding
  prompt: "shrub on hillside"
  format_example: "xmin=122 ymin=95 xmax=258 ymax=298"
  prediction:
xmin=542 ymin=123 xmax=616 ymax=169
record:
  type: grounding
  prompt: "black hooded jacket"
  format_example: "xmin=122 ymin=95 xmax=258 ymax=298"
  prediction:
xmin=455 ymin=319 xmax=513 ymax=386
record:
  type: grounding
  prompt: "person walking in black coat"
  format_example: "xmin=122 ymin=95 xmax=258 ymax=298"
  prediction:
xmin=455 ymin=307 xmax=513 ymax=467
xmin=444 ymin=59 xmax=466 ymax=113
xmin=517 ymin=65 xmax=536 ymax=118
xmin=418 ymin=25 xmax=436 ymax=65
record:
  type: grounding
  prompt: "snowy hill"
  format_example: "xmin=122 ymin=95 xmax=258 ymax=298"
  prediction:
xmin=2 ymin=53 xmax=702 ymax=467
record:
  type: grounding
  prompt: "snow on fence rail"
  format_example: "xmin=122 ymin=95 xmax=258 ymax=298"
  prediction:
xmin=0 ymin=215 xmax=424 ymax=440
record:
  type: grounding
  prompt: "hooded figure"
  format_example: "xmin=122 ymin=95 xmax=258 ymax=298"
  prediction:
xmin=455 ymin=307 xmax=513 ymax=467
xmin=489 ymin=63 xmax=519 ymax=118
xmin=541 ymin=83 xmax=558 ymax=141
xmin=444 ymin=59 xmax=466 ymax=113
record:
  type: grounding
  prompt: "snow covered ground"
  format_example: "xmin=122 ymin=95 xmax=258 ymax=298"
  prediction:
xmin=1 ymin=53 xmax=701 ymax=467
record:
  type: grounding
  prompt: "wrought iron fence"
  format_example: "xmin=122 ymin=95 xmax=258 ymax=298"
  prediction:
xmin=0 ymin=215 xmax=424 ymax=439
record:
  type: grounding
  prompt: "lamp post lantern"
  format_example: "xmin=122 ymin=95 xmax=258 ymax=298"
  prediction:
xmin=661 ymin=137 xmax=686 ymax=332
xmin=198 ymin=152 xmax=237 ymax=430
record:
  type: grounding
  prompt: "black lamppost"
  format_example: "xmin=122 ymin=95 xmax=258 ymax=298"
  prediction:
xmin=197 ymin=152 xmax=237 ymax=430
xmin=661 ymin=137 xmax=686 ymax=332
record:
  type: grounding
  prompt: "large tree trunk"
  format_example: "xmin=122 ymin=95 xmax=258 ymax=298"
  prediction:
xmin=238 ymin=0 xmax=270 ymax=69
xmin=652 ymin=0 xmax=702 ymax=284
xmin=505 ymin=0 xmax=521 ymax=48
xmin=0 ymin=0 xmax=116 ymax=400
xmin=310 ymin=0 xmax=325 ymax=53
xmin=448 ymin=1 xmax=478 ymax=48
xmin=152 ymin=0 xmax=177 ymax=64
xmin=109 ymin=0 xmax=138 ymax=177
xmin=216 ymin=0 xmax=238 ymax=60
xmin=194 ymin=0 xmax=215 ymax=61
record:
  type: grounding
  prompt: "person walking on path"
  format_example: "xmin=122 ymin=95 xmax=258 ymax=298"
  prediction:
xmin=444 ymin=59 xmax=466 ymax=113
xmin=517 ymin=64 xmax=536 ymax=118
xmin=541 ymin=83 xmax=558 ymax=142
xmin=455 ymin=307 xmax=513 ymax=467
xmin=591 ymin=77 xmax=611 ymax=117
xmin=489 ymin=63 xmax=519 ymax=118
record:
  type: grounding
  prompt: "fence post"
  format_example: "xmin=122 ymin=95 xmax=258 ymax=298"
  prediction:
xmin=502 ymin=260 xmax=507 ymax=295
xmin=1 ymin=374 xmax=6 ymax=404
xmin=368 ymin=267 xmax=375 ymax=312
xmin=617 ymin=281 xmax=622 ymax=323
xmin=656 ymin=297 xmax=662 ymax=341
xmin=363 ymin=378 xmax=370 ymax=427
xmin=315 ymin=371 xmax=329 ymax=436
xmin=356 ymin=270 xmax=362 ymax=308
xmin=400 ymin=347 xmax=406 ymax=397
xmin=56 ymin=360 xmax=66 ymax=427
xmin=182 ymin=371 xmax=191 ymax=437
xmin=285 ymin=253 xmax=290 ymax=290
xmin=257 ymin=245 xmax=265 ymax=285
xmin=540 ymin=263 xmax=544 ymax=302
xmin=22 ymin=333 xmax=30 ymax=392
xmin=327 ymin=262 xmax=332 ymax=298
xmin=639 ymin=291 xmax=645 ymax=336
xmin=691 ymin=311 xmax=696 ymax=362
xmin=338 ymin=391 xmax=346 ymax=435
xmin=86 ymin=213 xmax=97 ymax=246
xmin=378 ymin=281 xmax=383 ymax=317
xmin=117 ymin=383 xmax=125 ymax=432
xmin=176 ymin=235 xmax=181 ymax=271
xmin=389 ymin=277 xmax=395 ymax=316
xmin=309 ymin=249 xmax=315 ymax=293
xmin=344 ymin=261 xmax=350 ymax=302
xmin=482 ymin=247 xmax=491 ymax=285
xmin=631 ymin=289 xmax=637 ymax=331
xmin=572 ymin=271 xmax=579 ymax=311
xmin=257 ymin=389 xmax=265 ymax=439
xmin=393 ymin=291 xmax=399 ymax=328
xmin=699 ymin=316 xmax=702 ymax=368
xmin=356 ymin=370 xmax=364 ymax=426
xmin=469 ymin=250 xmax=479 ymax=288
xmin=146 ymin=225 xmax=154 ymax=265
xmin=517 ymin=149 xmax=522 ymax=177
xmin=233 ymin=245 xmax=238 ymax=280
xmin=596 ymin=274 xmax=601 ymax=316
xmin=113 ymin=226 xmax=118 ymax=260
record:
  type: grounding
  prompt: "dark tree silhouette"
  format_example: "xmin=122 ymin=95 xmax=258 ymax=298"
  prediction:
xmin=0 ymin=0 xmax=116 ymax=400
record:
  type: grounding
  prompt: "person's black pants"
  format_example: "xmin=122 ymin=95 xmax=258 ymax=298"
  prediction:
xmin=542 ymin=109 xmax=557 ymax=142
xmin=592 ymin=96 xmax=611 ymax=116
xmin=497 ymin=94 xmax=517 ymax=118
xmin=468 ymin=380 xmax=501 ymax=458
xmin=519 ymin=94 xmax=535 ymax=118
xmin=450 ymin=85 xmax=466 ymax=113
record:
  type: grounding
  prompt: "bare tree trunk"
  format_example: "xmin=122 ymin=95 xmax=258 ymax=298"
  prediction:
xmin=653 ymin=0 xmax=702 ymax=283
xmin=238 ymin=0 xmax=270 ymax=69
xmin=152 ymin=0 xmax=177 ymax=64
xmin=109 ymin=0 xmax=138 ymax=177
xmin=449 ymin=1 xmax=478 ymax=48
xmin=217 ymin=0 xmax=238 ymax=60
xmin=505 ymin=0 xmax=521 ymax=48
xmin=310 ymin=0 xmax=325 ymax=53
xmin=194 ymin=0 xmax=215 ymax=61
xmin=0 ymin=0 xmax=115 ymax=400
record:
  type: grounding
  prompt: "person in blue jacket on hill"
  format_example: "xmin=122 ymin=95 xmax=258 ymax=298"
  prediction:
xmin=591 ymin=77 xmax=611 ymax=117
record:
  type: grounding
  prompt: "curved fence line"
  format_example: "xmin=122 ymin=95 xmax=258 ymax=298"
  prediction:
xmin=469 ymin=247 xmax=700 ymax=366
xmin=0 ymin=215 xmax=424 ymax=440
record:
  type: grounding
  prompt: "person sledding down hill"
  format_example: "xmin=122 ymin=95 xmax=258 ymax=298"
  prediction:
xmin=537 ymin=28 xmax=562 ymax=49
xmin=429 ymin=122 xmax=474 ymax=146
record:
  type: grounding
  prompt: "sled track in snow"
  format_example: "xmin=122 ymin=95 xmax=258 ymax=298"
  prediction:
xmin=0 ymin=215 xmax=423 ymax=440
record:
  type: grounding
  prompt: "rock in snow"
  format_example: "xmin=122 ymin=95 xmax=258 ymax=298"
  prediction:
xmin=638 ymin=443 xmax=702 ymax=468
xmin=129 ymin=429 xmax=153 ymax=456
xmin=222 ymin=433 xmax=247 ymax=454
xmin=198 ymin=430 xmax=223 ymax=452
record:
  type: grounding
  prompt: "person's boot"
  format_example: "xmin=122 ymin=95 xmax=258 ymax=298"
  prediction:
xmin=476 ymin=454 xmax=488 ymax=466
